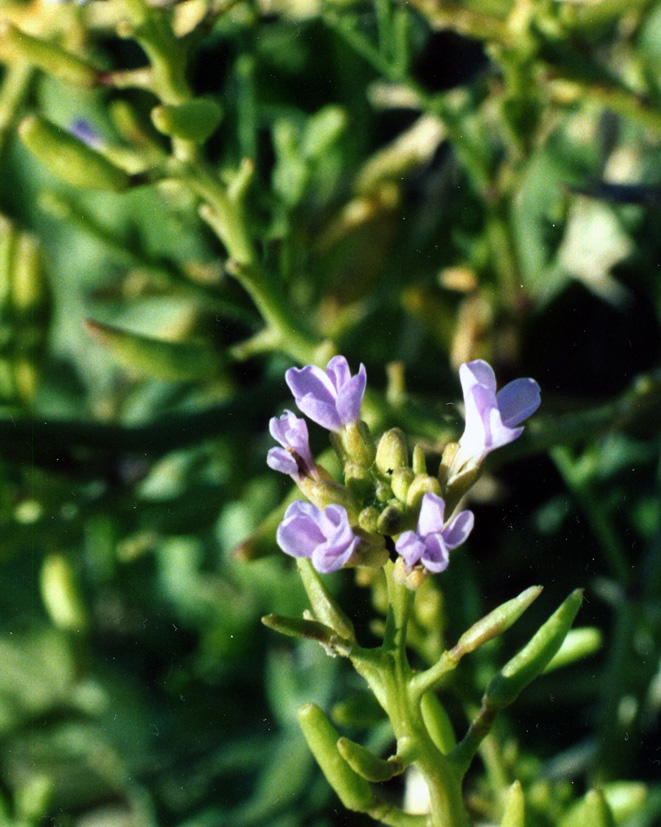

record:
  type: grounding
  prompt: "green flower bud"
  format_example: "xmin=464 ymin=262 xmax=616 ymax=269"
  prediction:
xmin=450 ymin=586 xmax=543 ymax=661
xmin=344 ymin=461 xmax=375 ymax=502
xmin=412 ymin=444 xmax=427 ymax=475
xmin=375 ymin=480 xmax=393 ymax=503
xmin=337 ymin=737 xmax=400 ymax=782
xmin=2 ymin=23 xmax=99 ymax=86
xmin=40 ymin=554 xmax=88 ymax=633
xmin=297 ymin=703 xmax=378 ymax=813
xmin=151 ymin=98 xmax=223 ymax=143
xmin=375 ymin=428 xmax=408 ymax=474
xmin=297 ymin=476 xmax=358 ymax=518
xmin=485 ymin=589 xmax=583 ymax=710
xmin=358 ymin=506 xmax=380 ymax=534
xmin=500 ymin=781 xmax=525 ymax=827
xmin=376 ymin=501 xmax=406 ymax=535
xmin=391 ymin=467 xmax=415 ymax=502
xmin=335 ymin=420 xmax=376 ymax=467
xmin=421 ymin=691 xmax=456 ymax=754
xmin=85 ymin=320 xmax=225 ymax=381
xmin=406 ymin=474 xmax=442 ymax=510
xmin=19 ymin=116 xmax=132 ymax=192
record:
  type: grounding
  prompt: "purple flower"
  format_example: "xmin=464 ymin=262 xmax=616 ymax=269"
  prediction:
xmin=395 ymin=493 xmax=474 ymax=574
xmin=285 ymin=355 xmax=367 ymax=432
xmin=267 ymin=411 xmax=317 ymax=480
xmin=456 ymin=360 xmax=541 ymax=469
xmin=277 ymin=501 xmax=362 ymax=573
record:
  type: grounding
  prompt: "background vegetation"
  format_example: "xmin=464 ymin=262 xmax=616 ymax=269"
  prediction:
xmin=0 ymin=0 xmax=660 ymax=824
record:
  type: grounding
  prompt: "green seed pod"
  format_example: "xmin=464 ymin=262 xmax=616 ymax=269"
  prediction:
xmin=2 ymin=23 xmax=99 ymax=86
xmin=406 ymin=473 xmax=442 ymax=510
xmin=262 ymin=614 xmax=351 ymax=655
xmin=19 ymin=115 xmax=131 ymax=192
xmin=485 ymin=589 xmax=583 ymax=710
xmin=543 ymin=626 xmax=602 ymax=673
xmin=391 ymin=467 xmax=415 ymax=502
xmin=337 ymin=737 xmax=399 ymax=782
xmin=375 ymin=428 xmax=408 ymax=474
xmin=500 ymin=780 xmax=525 ymax=827
xmin=559 ymin=789 xmax=616 ymax=827
xmin=85 ymin=319 xmax=225 ymax=381
xmin=297 ymin=704 xmax=378 ymax=813
xmin=40 ymin=554 xmax=88 ymax=633
xmin=296 ymin=559 xmax=356 ymax=641
xmin=450 ymin=586 xmax=543 ymax=661
xmin=420 ymin=691 xmax=456 ymax=754
xmin=151 ymin=98 xmax=223 ymax=142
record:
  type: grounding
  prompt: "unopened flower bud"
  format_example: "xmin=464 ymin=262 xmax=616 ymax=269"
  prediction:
xmin=406 ymin=474 xmax=442 ymax=510
xmin=376 ymin=501 xmax=405 ymax=536
xmin=375 ymin=480 xmax=393 ymax=502
xmin=375 ymin=428 xmax=408 ymax=474
xmin=344 ymin=461 xmax=375 ymax=502
xmin=297 ymin=477 xmax=358 ymax=518
xmin=336 ymin=420 xmax=376 ymax=467
xmin=412 ymin=444 xmax=427 ymax=475
xmin=391 ymin=467 xmax=415 ymax=502
xmin=2 ymin=23 xmax=99 ymax=86
xmin=358 ymin=506 xmax=379 ymax=534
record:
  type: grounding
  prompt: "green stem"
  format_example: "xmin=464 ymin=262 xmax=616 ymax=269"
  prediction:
xmin=356 ymin=563 xmax=470 ymax=827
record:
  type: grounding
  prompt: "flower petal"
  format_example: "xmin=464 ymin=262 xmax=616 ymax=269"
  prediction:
xmin=335 ymin=365 xmax=367 ymax=426
xmin=286 ymin=365 xmax=337 ymax=408
xmin=295 ymin=395 xmax=343 ymax=431
xmin=267 ymin=447 xmax=299 ymax=476
xmin=325 ymin=355 xmax=352 ymax=392
xmin=496 ymin=378 xmax=541 ymax=428
xmin=459 ymin=360 xmax=497 ymax=394
xmin=442 ymin=509 xmax=475 ymax=549
xmin=417 ymin=493 xmax=446 ymax=537
xmin=395 ymin=531 xmax=426 ymax=569
xmin=276 ymin=501 xmax=326 ymax=559
xmin=419 ymin=533 xmax=450 ymax=573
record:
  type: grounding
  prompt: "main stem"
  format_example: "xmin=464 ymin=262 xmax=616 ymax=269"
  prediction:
xmin=371 ymin=564 xmax=470 ymax=827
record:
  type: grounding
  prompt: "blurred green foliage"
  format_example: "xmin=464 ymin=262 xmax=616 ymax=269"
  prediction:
xmin=0 ymin=0 xmax=660 ymax=824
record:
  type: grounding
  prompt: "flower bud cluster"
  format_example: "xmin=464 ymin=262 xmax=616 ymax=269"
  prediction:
xmin=267 ymin=355 xmax=540 ymax=586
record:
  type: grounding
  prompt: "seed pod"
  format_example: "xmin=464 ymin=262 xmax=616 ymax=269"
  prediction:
xmin=2 ymin=23 xmax=99 ymax=86
xmin=559 ymin=788 xmax=616 ymax=827
xmin=500 ymin=781 xmax=525 ymax=827
xmin=262 ymin=614 xmax=351 ymax=655
xmin=40 ymin=554 xmax=88 ymax=633
xmin=450 ymin=586 xmax=543 ymax=661
xmin=337 ymin=737 xmax=400 ymax=782
xmin=296 ymin=558 xmax=356 ymax=641
xmin=543 ymin=626 xmax=602 ymax=673
xmin=485 ymin=589 xmax=583 ymax=710
xmin=19 ymin=115 xmax=131 ymax=191
xmin=297 ymin=704 xmax=377 ymax=813
xmin=421 ymin=691 xmax=456 ymax=754
xmin=85 ymin=319 xmax=225 ymax=381
xmin=151 ymin=98 xmax=223 ymax=142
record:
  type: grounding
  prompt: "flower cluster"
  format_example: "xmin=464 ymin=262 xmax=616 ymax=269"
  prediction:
xmin=267 ymin=356 xmax=540 ymax=586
